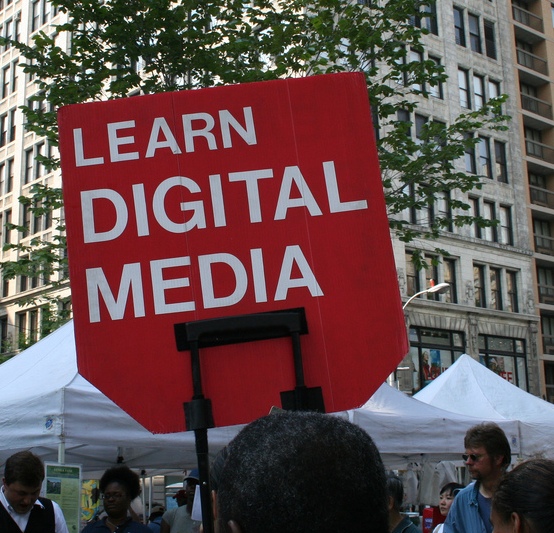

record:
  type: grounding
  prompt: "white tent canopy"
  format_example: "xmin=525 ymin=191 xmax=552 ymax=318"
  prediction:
xmin=0 ymin=321 xmax=239 ymax=475
xmin=414 ymin=353 xmax=554 ymax=459
xmin=350 ymin=382 xmax=520 ymax=468
xmin=0 ymin=323 xmax=535 ymax=476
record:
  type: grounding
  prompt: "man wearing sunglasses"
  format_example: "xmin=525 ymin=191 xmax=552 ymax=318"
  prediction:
xmin=443 ymin=422 xmax=511 ymax=533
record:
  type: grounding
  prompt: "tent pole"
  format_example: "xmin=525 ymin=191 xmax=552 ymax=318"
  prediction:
xmin=58 ymin=440 xmax=65 ymax=464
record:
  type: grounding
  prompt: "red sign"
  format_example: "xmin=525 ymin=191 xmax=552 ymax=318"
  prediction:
xmin=58 ymin=73 xmax=408 ymax=433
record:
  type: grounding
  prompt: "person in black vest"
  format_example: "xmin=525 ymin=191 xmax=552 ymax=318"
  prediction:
xmin=0 ymin=450 xmax=69 ymax=533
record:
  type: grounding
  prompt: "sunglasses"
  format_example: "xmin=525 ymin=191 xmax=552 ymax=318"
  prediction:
xmin=462 ymin=453 xmax=485 ymax=462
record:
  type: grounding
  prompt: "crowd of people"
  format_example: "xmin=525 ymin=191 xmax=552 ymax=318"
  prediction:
xmin=1 ymin=417 xmax=553 ymax=533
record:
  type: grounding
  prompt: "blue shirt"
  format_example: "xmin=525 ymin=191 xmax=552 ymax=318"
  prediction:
xmin=82 ymin=517 xmax=151 ymax=533
xmin=443 ymin=482 xmax=489 ymax=533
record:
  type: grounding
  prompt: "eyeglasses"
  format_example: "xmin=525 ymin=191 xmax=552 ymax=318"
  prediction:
xmin=462 ymin=453 xmax=485 ymax=463
xmin=101 ymin=492 xmax=126 ymax=501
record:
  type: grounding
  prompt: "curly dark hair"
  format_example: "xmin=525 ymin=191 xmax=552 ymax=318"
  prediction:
xmin=99 ymin=466 xmax=141 ymax=500
xmin=217 ymin=411 xmax=388 ymax=533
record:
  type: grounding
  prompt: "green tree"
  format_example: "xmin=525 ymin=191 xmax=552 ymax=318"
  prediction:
xmin=1 ymin=0 xmax=508 ymax=333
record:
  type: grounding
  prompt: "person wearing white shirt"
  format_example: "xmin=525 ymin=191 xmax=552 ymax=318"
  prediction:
xmin=0 ymin=450 xmax=69 ymax=533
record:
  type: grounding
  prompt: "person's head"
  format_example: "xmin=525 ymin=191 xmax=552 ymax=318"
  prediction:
xmin=99 ymin=466 xmax=141 ymax=520
xmin=491 ymin=458 xmax=554 ymax=533
xmin=386 ymin=473 xmax=404 ymax=515
xmin=463 ymin=423 xmax=511 ymax=482
xmin=148 ymin=504 xmax=165 ymax=522
xmin=184 ymin=468 xmax=199 ymax=512
xmin=216 ymin=411 xmax=388 ymax=533
xmin=173 ymin=489 xmax=187 ymax=507
xmin=438 ymin=482 xmax=464 ymax=517
xmin=2 ymin=451 xmax=45 ymax=514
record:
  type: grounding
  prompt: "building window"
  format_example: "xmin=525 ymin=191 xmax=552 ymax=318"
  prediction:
xmin=479 ymin=335 xmax=527 ymax=390
xmin=423 ymin=1 xmax=438 ymax=34
xmin=0 ymin=113 xmax=6 ymax=147
xmin=459 ymin=68 xmax=502 ymax=113
xmin=410 ymin=1 xmax=438 ymax=34
xmin=469 ymin=13 xmax=482 ymax=53
xmin=545 ymin=362 xmax=554 ymax=403
xmin=0 ymin=315 xmax=8 ymax=354
xmin=406 ymin=252 xmax=421 ymax=296
xmin=454 ymin=7 xmax=466 ymax=46
xmin=495 ymin=141 xmax=508 ymax=183
xmin=499 ymin=205 xmax=513 ymax=245
xmin=31 ymin=0 xmax=54 ymax=32
xmin=464 ymin=132 xmax=476 ymax=173
xmin=3 ymin=18 xmax=13 ymax=48
xmin=434 ymin=190 xmax=452 ymax=232
xmin=525 ymin=127 xmax=544 ymax=159
xmin=409 ymin=49 xmax=425 ymax=93
xmin=1 ymin=66 xmax=9 ymax=99
xmin=415 ymin=113 xmax=428 ymax=144
xmin=35 ymin=141 xmax=46 ymax=178
xmin=454 ymin=8 xmax=496 ymax=59
xmin=484 ymin=20 xmax=497 ymax=59
xmin=473 ymin=74 xmax=485 ymax=110
xmin=31 ymin=200 xmax=52 ymax=235
xmin=506 ymin=270 xmax=518 ymax=312
xmin=405 ymin=251 xmax=457 ymax=303
xmin=428 ymin=56 xmax=443 ymax=99
xmin=6 ymin=158 xmax=13 ymax=193
xmin=3 ymin=209 xmax=11 ymax=246
xmin=534 ymin=218 xmax=553 ymax=254
xmin=542 ymin=315 xmax=554 ymax=355
xmin=474 ymin=264 xmax=486 ymax=307
xmin=529 ymin=173 xmax=548 ymax=205
xmin=490 ymin=267 xmax=502 ymax=310
xmin=24 ymin=148 xmax=34 ymax=184
xmin=469 ymin=196 xmax=481 ymax=238
xmin=471 ymin=197 xmax=513 ymax=244
xmin=479 ymin=136 xmax=492 ymax=178
xmin=397 ymin=108 xmax=411 ymax=133
xmin=19 ymin=270 xmax=28 ymax=292
xmin=443 ymin=258 xmax=458 ymax=304
xmin=8 ymin=108 xmax=15 ymax=143
xmin=473 ymin=263 xmax=520 ymax=311
xmin=538 ymin=267 xmax=554 ymax=305
xmin=483 ymin=200 xmax=497 ymax=242
xmin=15 ymin=312 xmax=26 ymax=348
xmin=458 ymin=68 xmax=470 ymax=108
xmin=399 ymin=327 xmax=465 ymax=393
xmin=11 ymin=59 xmax=17 ymax=93
xmin=489 ymin=79 xmax=501 ymax=114
xmin=21 ymin=203 xmax=31 ymax=238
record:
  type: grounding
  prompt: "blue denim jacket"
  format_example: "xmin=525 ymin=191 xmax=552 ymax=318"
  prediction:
xmin=443 ymin=482 xmax=488 ymax=533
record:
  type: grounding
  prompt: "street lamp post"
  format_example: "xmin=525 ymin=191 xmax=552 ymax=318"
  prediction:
xmin=402 ymin=282 xmax=450 ymax=310
xmin=390 ymin=282 xmax=451 ymax=390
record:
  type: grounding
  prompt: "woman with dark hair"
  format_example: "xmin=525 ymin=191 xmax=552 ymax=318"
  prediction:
xmin=433 ymin=482 xmax=464 ymax=533
xmin=491 ymin=458 xmax=554 ymax=533
xmin=81 ymin=466 xmax=150 ymax=533
xmin=386 ymin=473 xmax=418 ymax=533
